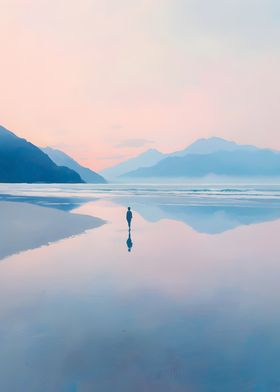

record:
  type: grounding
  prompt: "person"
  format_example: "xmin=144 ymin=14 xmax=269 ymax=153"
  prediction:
xmin=126 ymin=207 xmax=133 ymax=229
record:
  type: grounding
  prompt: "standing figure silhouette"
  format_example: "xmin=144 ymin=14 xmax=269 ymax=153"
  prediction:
xmin=126 ymin=207 xmax=133 ymax=229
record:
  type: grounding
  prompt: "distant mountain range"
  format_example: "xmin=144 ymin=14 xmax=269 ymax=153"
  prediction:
xmin=123 ymin=149 xmax=280 ymax=178
xmin=2 ymin=125 xmax=279 ymax=183
xmin=169 ymin=136 xmax=258 ymax=157
xmin=0 ymin=126 xmax=84 ymax=183
xmin=101 ymin=137 xmax=278 ymax=180
xmin=42 ymin=147 xmax=106 ymax=183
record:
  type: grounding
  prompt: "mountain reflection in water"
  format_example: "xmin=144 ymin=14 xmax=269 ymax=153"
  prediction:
xmin=113 ymin=196 xmax=280 ymax=234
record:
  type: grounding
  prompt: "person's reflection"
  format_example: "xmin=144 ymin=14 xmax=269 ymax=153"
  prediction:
xmin=126 ymin=207 xmax=133 ymax=252
xmin=126 ymin=229 xmax=133 ymax=252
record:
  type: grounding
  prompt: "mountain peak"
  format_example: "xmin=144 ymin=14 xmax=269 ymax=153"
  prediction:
xmin=101 ymin=148 xmax=164 ymax=179
xmin=140 ymin=148 xmax=163 ymax=157
xmin=172 ymin=136 xmax=257 ymax=157
xmin=203 ymin=136 xmax=229 ymax=141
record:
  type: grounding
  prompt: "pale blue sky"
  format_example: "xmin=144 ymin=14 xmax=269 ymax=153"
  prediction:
xmin=0 ymin=0 xmax=279 ymax=169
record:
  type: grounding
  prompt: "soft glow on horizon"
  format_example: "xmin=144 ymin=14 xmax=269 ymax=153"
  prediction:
xmin=0 ymin=0 xmax=279 ymax=170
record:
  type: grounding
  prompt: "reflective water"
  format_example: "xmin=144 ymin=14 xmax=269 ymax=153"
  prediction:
xmin=0 ymin=184 xmax=280 ymax=391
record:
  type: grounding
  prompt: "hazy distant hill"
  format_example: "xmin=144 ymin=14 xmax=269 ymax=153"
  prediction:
xmin=171 ymin=136 xmax=258 ymax=157
xmin=123 ymin=149 xmax=280 ymax=178
xmin=101 ymin=137 xmax=260 ymax=180
xmin=42 ymin=147 xmax=106 ymax=183
xmin=0 ymin=126 xmax=83 ymax=183
xmin=100 ymin=148 xmax=164 ymax=180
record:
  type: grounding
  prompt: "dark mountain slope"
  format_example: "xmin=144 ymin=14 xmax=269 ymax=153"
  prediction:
xmin=0 ymin=126 xmax=83 ymax=183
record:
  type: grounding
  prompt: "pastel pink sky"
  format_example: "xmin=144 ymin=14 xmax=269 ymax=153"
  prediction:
xmin=0 ymin=0 xmax=279 ymax=170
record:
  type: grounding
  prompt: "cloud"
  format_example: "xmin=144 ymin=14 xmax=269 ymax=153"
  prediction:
xmin=116 ymin=139 xmax=155 ymax=148
xmin=110 ymin=124 xmax=124 ymax=130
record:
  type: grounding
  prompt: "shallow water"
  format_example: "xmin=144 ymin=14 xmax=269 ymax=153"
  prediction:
xmin=0 ymin=184 xmax=280 ymax=391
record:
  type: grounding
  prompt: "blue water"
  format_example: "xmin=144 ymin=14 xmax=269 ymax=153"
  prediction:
xmin=0 ymin=184 xmax=280 ymax=391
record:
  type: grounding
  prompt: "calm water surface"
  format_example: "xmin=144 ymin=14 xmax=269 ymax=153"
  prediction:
xmin=0 ymin=184 xmax=280 ymax=391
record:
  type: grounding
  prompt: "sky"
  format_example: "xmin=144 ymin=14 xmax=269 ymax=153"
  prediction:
xmin=0 ymin=0 xmax=280 ymax=170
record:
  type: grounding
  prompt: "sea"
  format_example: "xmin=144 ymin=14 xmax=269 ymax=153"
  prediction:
xmin=0 ymin=183 xmax=280 ymax=391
